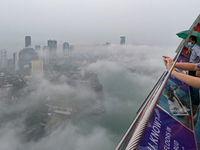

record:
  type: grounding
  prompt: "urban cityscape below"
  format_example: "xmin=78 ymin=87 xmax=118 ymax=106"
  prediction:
xmin=0 ymin=35 xmax=127 ymax=147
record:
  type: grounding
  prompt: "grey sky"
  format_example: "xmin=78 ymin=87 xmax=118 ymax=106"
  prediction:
xmin=1 ymin=0 xmax=200 ymax=57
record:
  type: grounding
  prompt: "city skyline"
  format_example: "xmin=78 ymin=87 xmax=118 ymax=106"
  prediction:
xmin=1 ymin=1 xmax=200 ymax=58
xmin=2 ymin=35 xmax=128 ymax=59
xmin=3 ymin=36 xmax=77 ymax=58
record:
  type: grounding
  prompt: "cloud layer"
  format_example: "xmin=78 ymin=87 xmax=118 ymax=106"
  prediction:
xmin=0 ymin=44 xmax=175 ymax=150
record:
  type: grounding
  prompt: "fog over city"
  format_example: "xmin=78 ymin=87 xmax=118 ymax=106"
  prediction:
xmin=1 ymin=0 xmax=200 ymax=150
xmin=0 ymin=44 xmax=175 ymax=150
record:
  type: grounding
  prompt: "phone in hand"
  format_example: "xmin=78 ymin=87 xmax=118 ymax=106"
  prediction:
xmin=163 ymin=57 xmax=167 ymax=67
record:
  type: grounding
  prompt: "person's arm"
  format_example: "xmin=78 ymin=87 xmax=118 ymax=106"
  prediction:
xmin=175 ymin=62 xmax=199 ymax=71
xmin=171 ymin=71 xmax=200 ymax=89
xmin=162 ymin=56 xmax=199 ymax=71
xmin=163 ymin=56 xmax=200 ymax=89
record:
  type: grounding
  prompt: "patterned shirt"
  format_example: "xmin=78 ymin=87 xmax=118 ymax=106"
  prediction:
xmin=189 ymin=44 xmax=200 ymax=63
xmin=195 ymin=63 xmax=200 ymax=70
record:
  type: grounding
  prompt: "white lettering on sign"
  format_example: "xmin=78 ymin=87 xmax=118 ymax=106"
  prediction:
xmin=147 ymin=117 xmax=162 ymax=150
xmin=147 ymin=143 xmax=156 ymax=150
xmin=173 ymin=140 xmax=179 ymax=150
xmin=164 ymin=126 xmax=171 ymax=150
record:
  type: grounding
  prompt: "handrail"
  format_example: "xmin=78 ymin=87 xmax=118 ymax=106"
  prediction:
xmin=115 ymin=71 xmax=166 ymax=150
xmin=125 ymin=16 xmax=200 ymax=150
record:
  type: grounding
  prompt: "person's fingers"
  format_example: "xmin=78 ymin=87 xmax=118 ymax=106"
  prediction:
xmin=164 ymin=58 xmax=170 ymax=62
xmin=162 ymin=55 xmax=169 ymax=58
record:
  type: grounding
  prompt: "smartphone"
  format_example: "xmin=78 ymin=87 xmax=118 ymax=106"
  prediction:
xmin=163 ymin=57 xmax=167 ymax=66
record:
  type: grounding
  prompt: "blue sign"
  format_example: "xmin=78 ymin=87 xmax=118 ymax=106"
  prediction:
xmin=137 ymin=107 xmax=196 ymax=150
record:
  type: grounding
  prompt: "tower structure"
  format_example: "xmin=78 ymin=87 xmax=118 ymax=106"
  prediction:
xmin=19 ymin=48 xmax=38 ymax=70
xmin=25 ymin=36 xmax=31 ymax=47
xmin=63 ymin=42 xmax=69 ymax=56
xmin=13 ymin=51 xmax=19 ymax=70
xmin=48 ymin=39 xmax=57 ymax=58
xmin=0 ymin=49 xmax=7 ymax=68
xmin=43 ymin=46 xmax=49 ymax=65
xmin=35 ymin=45 xmax=41 ymax=50
xmin=69 ymin=45 xmax=74 ymax=55
xmin=120 ymin=36 xmax=126 ymax=45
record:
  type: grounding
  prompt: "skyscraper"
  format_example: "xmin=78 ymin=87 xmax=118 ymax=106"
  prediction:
xmin=35 ymin=45 xmax=41 ymax=50
xmin=120 ymin=36 xmax=126 ymax=45
xmin=25 ymin=36 xmax=31 ymax=47
xmin=19 ymin=48 xmax=38 ymax=70
xmin=63 ymin=42 xmax=69 ymax=56
xmin=43 ymin=46 xmax=49 ymax=65
xmin=13 ymin=51 xmax=19 ymax=71
xmin=0 ymin=49 xmax=7 ymax=68
xmin=69 ymin=45 xmax=74 ymax=55
xmin=48 ymin=39 xmax=57 ymax=58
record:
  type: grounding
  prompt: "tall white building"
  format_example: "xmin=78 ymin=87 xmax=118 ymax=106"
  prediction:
xmin=13 ymin=51 xmax=19 ymax=70
xmin=0 ymin=49 xmax=7 ymax=68
xmin=43 ymin=46 xmax=49 ymax=65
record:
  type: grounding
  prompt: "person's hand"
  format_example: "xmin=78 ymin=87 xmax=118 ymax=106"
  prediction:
xmin=162 ymin=56 xmax=174 ymax=72
xmin=186 ymin=50 xmax=191 ymax=55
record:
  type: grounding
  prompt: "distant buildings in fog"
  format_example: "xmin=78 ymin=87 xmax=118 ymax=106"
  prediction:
xmin=106 ymin=42 xmax=111 ymax=46
xmin=35 ymin=45 xmax=41 ymax=50
xmin=13 ymin=51 xmax=19 ymax=70
xmin=19 ymin=47 xmax=38 ymax=70
xmin=63 ymin=42 xmax=69 ymax=56
xmin=25 ymin=36 xmax=31 ymax=48
xmin=0 ymin=49 xmax=7 ymax=69
xmin=120 ymin=36 xmax=126 ymax=45
xmin=43 ymin=46 xmax=49 ymax=65
xmin=63 ymin=42 xmax=74 ymax=56
xmin=48 ymin=39 xmax=57 ymax=58
xmin=9 ymin=36 xmax=77 ymax=72
xmin=69 ymin=45 xmax=74 ymax=51
xmin=104 ymin=36 xmax=126 ymax=46
xmin=7 ymin=35 xmax=128 ymax=71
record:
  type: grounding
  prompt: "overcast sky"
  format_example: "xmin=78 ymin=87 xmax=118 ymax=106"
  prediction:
xmin=1 ymin=0 xmax=200 ymax=57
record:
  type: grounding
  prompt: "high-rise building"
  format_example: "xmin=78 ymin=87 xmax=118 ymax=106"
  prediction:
xmin=63 ymin=42 xmax=69 ymax=56
xmin=120 ymin=36 xmax=126 ymax=45
xmin=43 ymin=46 xmax=49 ymax=65
xmin=69 ymin=45 xmax=74 ymax=56
xmin=31 ymin=60 xmax=43 ymax=72
xmin=13 ymin=51 xmax=19 ymax=71
xmin=25 ymin=36 xmax=31 ymax=47
xmin=48 ymin=39 xmax=57 ymax=58
xmin=19 ymin=48 xmax=38 ymax=70
xmin=35 ymin=45 xmax=41 ymax=50
xmin=0 ymin=49 xmax=7 ymax=68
